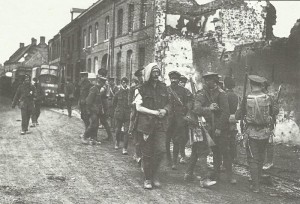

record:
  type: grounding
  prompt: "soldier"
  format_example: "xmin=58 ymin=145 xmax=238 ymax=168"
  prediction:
xmin=12 ymin=74 xmax=35 ymax=135
xmin=262 ymin=81 xmax=275 ymax=170
xmin=64 ymin=78 xmax=75 ymax=117
xmin=113 ymin=77 xmax=131 ymax=154
xmin=224 ymin=76 xmax=239 ymax=163
xmin=97 ymin=68 xmax=113 ymax=141
xmin=166 ymin=71 xmax=192 ymax=170
xmin=235 ymin=75 xmax=279 ymax=192
xmin=82 ymin=76 xmax=107 ymax=145
xmin=199 ymin=72 xmax=235 ymax=184
xmin=134 ymin=62 xmax=171 ymax=189
xmin=178 ymin=74 xmax=193 ymax=164
xmin=107 ymin=77 xmax=119 ymax=130
xmin=30 ymin=77 xmax=43 ymax=127
xmin=179 ymin=75 xmax=188 ymax=88
xmin=183 ymin=85 xmax=217 ymax=188
xmin=78 ymin=72 xmax=93 ymax=137
xmin=129 ymin=69 xmax=144 ymax=164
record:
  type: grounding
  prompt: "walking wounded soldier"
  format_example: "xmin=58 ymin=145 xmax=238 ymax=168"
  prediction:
xmin=134 ymin=62 xmax=171 ymax=189
xmin=12 ymin=74 xmax=35 ymax=135
xmin=235 ymin=75 xmax=279 ymax=193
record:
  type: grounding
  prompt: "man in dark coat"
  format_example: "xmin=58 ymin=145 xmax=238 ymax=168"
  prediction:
xmin=135 ymin=62 xmax=171 ymax=189
xmin=224 ymin=76 xmax=239 ymax=163
xmin=107 ymin=77 xmax=119 ymax=130
xmin=30 ymin=77 xmax=43 ymax=127
xmin=113 ymin=77 xmax=131 ymax=155
xmin=166 ymin=71 xmax=193 ymax=170
xmin=64 ymin=78 xmax=75 ymax=117
xmin=78 ymin=72 xmax=93 ymax=136
xmin=82 ymin=76 xmax=107 ymax=145
xmin=200 ymin=72 xmax=234 ymax=184
xmin=12 ymin=74 xmax=35 ymax=135
xmin=97 ymin=68 xmax=113 ymax=141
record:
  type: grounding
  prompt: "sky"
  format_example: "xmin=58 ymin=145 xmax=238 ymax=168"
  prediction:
xmin=0 ymin=0 xmax=300 ymax=64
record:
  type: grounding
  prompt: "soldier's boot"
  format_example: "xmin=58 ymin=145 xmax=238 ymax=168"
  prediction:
xmin=152 ymin=154 xmax=164 ymax=188
xmin=172 ymin=143 xmax=180 ymax=170
xmin=249 ymin=162 xmax=260 ymax=192
xmin=144 ymin=180 xmax=152 ymax=190
xmin=200 ymin=178 xmax=217 ymax=188
xmin=143 ymin=155 xmax=153 ymax=188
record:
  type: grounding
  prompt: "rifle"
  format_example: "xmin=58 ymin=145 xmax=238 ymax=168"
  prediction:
xmin=240 ymin=71 xmax=248 ymax=134
xmin=276 ymin=84 xmax=282 ymax=103
xmin=189 ymin=77 xmax=215 ymax=147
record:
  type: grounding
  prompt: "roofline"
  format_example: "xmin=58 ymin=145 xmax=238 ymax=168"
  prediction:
xmin=59 ymin=0 xmax=106 ymax=33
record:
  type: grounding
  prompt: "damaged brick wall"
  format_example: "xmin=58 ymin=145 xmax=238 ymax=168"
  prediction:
xmin=155 ymin=0 xmax=300 ymax=143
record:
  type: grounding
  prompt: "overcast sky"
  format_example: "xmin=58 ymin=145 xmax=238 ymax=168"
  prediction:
xmin=0 ymin=0 xmax=299 ymax=64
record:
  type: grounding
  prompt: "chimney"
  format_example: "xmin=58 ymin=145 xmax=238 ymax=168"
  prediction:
xmin=40 ymin=36 xmax=46 ymax=44
xmin=20 ymin=43 xmax=24 ymax=48
xmin=31 ymin=38 xmax=37 ymax=45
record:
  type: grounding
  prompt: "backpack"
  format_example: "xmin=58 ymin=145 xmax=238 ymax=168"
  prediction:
xmin=246 ymin=94 xmax=271 ymax=125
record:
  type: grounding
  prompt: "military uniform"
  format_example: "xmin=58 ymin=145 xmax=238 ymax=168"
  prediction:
xmin=79 ymin=76 xmax=93 ymax=130
xmin=113 ymin=77 xmax=131 ymax=153
xmin=31 ymin=80 xmax=43 ymax=126
xmin=12 ymin=76 xmax=35 ymax=134
xmin=184 ymin=89 xmax=215 ymax=187
xmin=166 ymin=71 xmax=193 ymax=169
xmin=199 ymin=73 xmax=231 ymax=182
xmin=235 ymin=75 xmax=279 ymax=192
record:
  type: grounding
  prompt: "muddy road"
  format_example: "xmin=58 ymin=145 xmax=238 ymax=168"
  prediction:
xmin=0 ymin=96 xmax=298 ymax=204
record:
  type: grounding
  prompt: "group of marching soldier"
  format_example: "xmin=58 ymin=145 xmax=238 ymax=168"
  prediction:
xmin=11 ymin=62 xmax=279 ymax=193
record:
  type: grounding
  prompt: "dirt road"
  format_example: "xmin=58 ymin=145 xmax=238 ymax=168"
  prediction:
xmin=0 ymin=96 xmax=298 ymax=204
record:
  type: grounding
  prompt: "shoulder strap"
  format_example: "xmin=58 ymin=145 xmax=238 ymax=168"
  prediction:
xmin=168 ymin=86 xmax=184 ymax=106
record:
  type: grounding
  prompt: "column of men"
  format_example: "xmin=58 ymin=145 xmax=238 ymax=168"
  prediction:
xmin=77 ymin=64 xmax=278 ymax=192
xmin=9 ymin=62 xmax=278 ymax=193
